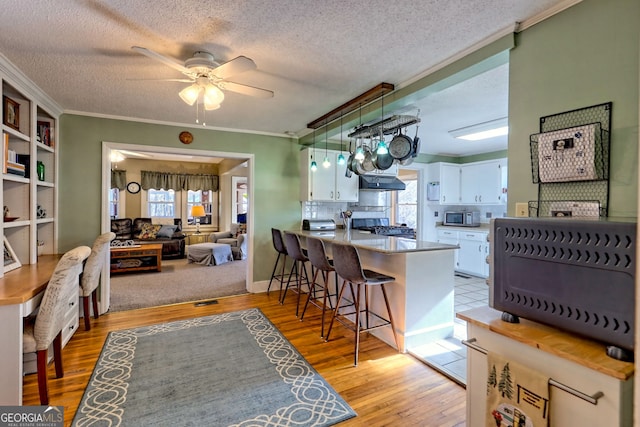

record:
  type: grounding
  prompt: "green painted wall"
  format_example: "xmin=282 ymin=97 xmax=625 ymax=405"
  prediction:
xmin=59 ymin=114 xmax=302 ymax=281
xmin=508 ymin=0 xmax=639 ymax=217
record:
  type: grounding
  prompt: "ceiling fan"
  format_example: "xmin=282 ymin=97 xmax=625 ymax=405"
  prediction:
xmin=131 ymin=46 xmax=274 ymax=110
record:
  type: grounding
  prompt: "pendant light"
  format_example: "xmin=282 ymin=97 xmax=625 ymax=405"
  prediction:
xmin=337 ymin=112 xmax=346 ymax=165
xmin=376 ymin=94 xmax=388 ymax=155
xmin=310 ymin=129 xmax=318 ymax=171
xmin=322 ymin=127 xmax=331 ymax=168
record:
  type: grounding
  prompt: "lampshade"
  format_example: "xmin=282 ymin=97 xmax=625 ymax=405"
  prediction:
xmin=376 ymin=140 xmax=388 ymax=155
xmin=337 ymin=153 xmax=346 ymax=165
xmin=449 ymin=117 xmax=508 ymax=141
xmin=203 ymin=84 xmax=225 ymax=110
xmin=322 ymin=155 xmax=331 ymax=168
xmin=310 ymin=160 xmax=317 ymax=171
xmin=179 ymin=84 xmax=202 ymax=106
xmin=191 ymin=205 xmax=206 ymax=217
xmin=354 ymin=146 xmax=364 ymax=160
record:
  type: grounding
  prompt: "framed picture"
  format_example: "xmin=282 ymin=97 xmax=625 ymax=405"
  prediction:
xmin=3 ymin=236 xmax=21 ymax=273
xmin=3 ymin=96 xmax=20 ymax=131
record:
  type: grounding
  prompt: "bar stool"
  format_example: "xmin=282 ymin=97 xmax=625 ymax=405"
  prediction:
xmin=267 ymin=228 xmax=289 ymax=300
xmin=325 ymin=242 xmax=400 ymax=366
xmin=300 ymin=236 xmax=337 ymax=338
xmin=281 ymin=232 xmax=311 ymax=316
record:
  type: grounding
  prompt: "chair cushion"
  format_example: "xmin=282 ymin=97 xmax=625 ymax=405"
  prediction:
xmin=139 ymin=223 xmax=161 ymax=239
xmin=217 ymin=238 xmax=239 ymax=247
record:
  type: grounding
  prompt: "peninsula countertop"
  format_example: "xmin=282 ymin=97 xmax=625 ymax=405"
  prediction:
xmin=291 ymin=229 xmax=458 ymax=254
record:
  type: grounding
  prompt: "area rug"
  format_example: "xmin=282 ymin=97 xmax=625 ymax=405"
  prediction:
xmin=109 ymin=258 xmax=248 ymax=312
xmin=72 ymin=308 xmax=356 ymax=426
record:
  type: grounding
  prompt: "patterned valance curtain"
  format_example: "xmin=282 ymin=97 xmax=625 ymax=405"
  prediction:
xmin=111 ymin=169 xmax=127 ymax=190
xmin=141 ymin=170 xmax=219 ymax=192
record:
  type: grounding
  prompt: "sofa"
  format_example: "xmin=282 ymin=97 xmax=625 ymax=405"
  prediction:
xmin=110 ymin=217 xmax=186 ymax=259
xmin=209 ymin=223 xmax=247 ymax=260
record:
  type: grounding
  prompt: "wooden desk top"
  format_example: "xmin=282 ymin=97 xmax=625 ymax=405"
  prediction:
xmin=0 ymin=255 xmax=62 ymax=306
xmin=458 ymin=306 xmax=634 ymax=381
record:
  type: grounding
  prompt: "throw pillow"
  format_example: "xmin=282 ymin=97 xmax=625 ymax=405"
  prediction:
xmin=139 ymin=223 xmax=161 ymax=239
xmin=156 ymin=224 xmax=177 ymax=238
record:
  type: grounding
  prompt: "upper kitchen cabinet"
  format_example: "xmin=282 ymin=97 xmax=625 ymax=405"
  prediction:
xmin=427 ymin=162 xmax=460 ymax=204
xmin=460 ymin=159 xmax=505 ymax=204
xmin=300 ymin=148 xmax=358 ymax=202
xmin=428 ymin=159 xmax=506 ymax=205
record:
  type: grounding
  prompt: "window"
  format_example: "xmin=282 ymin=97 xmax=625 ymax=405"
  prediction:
xmin=187 ymin=190 xmax=214 ymax=225
xmin=394 ymin=174 xmax=418 ymax=229
xmin=147 ymin=189 xmax=175 ymax=217
xmin=109 ymin=188 xmax=121 ymax=218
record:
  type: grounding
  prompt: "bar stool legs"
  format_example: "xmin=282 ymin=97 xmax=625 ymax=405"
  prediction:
xmin=324 ymin=242 xmax=400 ymax=366
xmin=300 ymin=268 xmax=337 ymax=338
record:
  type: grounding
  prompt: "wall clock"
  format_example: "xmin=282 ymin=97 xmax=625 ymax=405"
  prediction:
xmin=179 ymin=131 xmax=193 ymax=144
xmin=126 ymin=181 xmax=141 ymax=194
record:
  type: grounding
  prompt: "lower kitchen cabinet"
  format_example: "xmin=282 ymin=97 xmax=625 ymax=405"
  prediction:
xmin=437 ymin=228 xmax=489 ymax=278
xmin=457 ymin=231 xmax=487 ymax=277
xmin=459 ymin=307 xmax=634 ymax=427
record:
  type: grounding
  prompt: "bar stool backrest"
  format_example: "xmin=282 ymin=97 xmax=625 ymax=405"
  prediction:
xmin=331 ymin=243 xmax=366 ymax=285
xmin=306 ymin=237 xmax=333 ymax=272
xmin=283 ymin=232 xmax=307 ymax=262
xmin=271 ymin=228 xmax=287 ymax=255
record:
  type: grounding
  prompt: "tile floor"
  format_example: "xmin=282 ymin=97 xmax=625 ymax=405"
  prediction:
xmin=408 ymin=273 xmax=489 ymax=386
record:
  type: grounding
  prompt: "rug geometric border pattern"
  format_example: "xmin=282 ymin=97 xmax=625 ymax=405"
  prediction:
xmin=72 ymin=308 xmax=356 ymax=426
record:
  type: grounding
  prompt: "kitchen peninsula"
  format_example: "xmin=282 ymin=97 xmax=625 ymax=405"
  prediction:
xmin=292 ymin=229 xmax=458 ymax=352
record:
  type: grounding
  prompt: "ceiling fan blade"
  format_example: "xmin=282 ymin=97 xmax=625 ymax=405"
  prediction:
xmin=131 ymin=46 xmax=192 ymax=76
xmin=127 ymin=78 xmax=194 ymax=82
xmin=211 ymin=56 xmax=256 ymax=79
xmin=220 ymin=81 xmax=274 ymax=98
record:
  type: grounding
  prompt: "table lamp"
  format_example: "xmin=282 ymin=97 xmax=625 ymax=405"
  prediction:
xmin=190 ymin=205 xmax=206 ymax=234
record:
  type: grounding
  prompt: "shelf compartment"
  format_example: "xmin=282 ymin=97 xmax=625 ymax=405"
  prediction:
xmin=2 ymin=81 xmax=31 ymax=137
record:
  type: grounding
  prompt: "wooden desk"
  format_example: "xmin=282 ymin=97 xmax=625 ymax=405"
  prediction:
xmin=0 ymin=255 xmax=61 ymax=405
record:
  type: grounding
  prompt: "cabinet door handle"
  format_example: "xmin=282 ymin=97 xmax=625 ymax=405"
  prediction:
xmin=330 ymin=191 xmax=334 ymax=199
xmin=336 ymin=191 xmax=340 ymax=199
xmin=478 ymin=244 xmax=481 ymax=252
xmin=461 ymin=338 xmax=605 ymax=405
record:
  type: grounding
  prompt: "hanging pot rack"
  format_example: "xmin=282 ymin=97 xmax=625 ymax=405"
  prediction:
xmin=348 ymin=114 xmax=420 ymax=139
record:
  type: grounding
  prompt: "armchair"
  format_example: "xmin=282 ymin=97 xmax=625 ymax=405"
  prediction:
xmin=209 ymin=224 xmax=247 ymax=260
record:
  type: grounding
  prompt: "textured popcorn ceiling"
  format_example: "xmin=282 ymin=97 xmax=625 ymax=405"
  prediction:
xmin=0 ymin=0 xmax=573 ymax=155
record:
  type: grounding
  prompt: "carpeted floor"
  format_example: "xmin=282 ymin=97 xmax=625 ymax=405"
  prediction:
xmin=72 ymin=308 xmax=356 ymax=427
xmin=109 ymin=257 xmax=248 ymax=312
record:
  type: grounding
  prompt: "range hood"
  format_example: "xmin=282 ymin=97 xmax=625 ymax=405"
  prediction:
xmin=359 ymin=175 xmax=406 ymax=191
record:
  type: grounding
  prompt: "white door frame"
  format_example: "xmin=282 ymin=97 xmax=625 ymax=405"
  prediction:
xmin=100 ymin=141 xmax=255 ymax=314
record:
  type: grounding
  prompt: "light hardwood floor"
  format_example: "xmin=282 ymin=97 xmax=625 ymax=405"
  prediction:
xmin=23 ymin=292 xmax=467 ymax=426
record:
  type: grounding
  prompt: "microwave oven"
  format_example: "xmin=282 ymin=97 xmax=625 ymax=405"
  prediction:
xmin=443 ymin=211 xmax=480 ymax=227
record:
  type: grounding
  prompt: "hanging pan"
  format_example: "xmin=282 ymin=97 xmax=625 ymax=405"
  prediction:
xmin=389 ymin=129 xmax=413 ymax=161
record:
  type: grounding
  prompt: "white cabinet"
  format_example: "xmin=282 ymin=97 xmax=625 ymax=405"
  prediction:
xmin=463 ymin=310 xmax=633 ymax=427
xmin=427 ymin=162 xmax=460 ymax=204
xmin=460 ymin=160 xmax=503 ymax=204
xmin=1 ymin=73 xmax=60 ymax=276
xmin=428 ymin=159 xmax=506 ymax=205
xmin=436 ymin=228 xmax=459 ymax=269
xmin=457 ymin=230 xmax=488 ymax=277
xmin=300 ymin=149 xmax=358 ymax=202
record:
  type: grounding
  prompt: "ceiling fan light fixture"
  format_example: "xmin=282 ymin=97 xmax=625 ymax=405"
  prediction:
xmin=179 ymin=84 xmax=202 ymax=106
xmin=204 ymin=84 xmax=225 ymax=105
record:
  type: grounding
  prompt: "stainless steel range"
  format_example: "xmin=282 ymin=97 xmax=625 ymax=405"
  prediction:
xmin=351 ymin=218 xmax=415 ymax=238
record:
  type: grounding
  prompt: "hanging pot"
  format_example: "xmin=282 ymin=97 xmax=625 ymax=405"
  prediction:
xmin=361 ymin=146 xmax=375 ymax=172
xmin=389 ymin=130 xmax=413 ymax=161
xmin=412 ymin=134 xmax=420 ymax=158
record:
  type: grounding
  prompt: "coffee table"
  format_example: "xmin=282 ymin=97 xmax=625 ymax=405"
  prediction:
xmin=110 ymin=243 xmax=163 ymax=274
